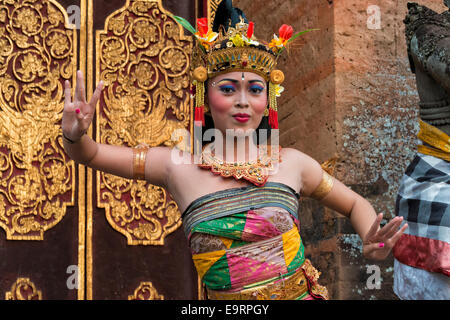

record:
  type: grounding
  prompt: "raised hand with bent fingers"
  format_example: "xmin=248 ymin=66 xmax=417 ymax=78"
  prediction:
xmin=363 ymin=213 xmax=408 ymax=261
xmin=62 ymin=70 xmax=104 ymax=143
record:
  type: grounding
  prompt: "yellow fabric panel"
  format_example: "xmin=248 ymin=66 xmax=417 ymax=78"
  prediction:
xmin=282 ymin=227 xmax=300 ymax=266
xmin=220 ymin=236 xmax=233 ymax=249
xmin=192 ymin=249 xmax=226 ymax=279
xmin=417 ymin=120 xmax=450 ymax=161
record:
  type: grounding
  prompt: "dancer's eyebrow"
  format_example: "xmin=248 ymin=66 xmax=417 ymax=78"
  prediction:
xmin=217 ymin=79 xmax=265 ymax=85
xmin=248 ymin=80 xmax=265 ymax=85
xmin=217 ymin=79 xmax=239 ymax=84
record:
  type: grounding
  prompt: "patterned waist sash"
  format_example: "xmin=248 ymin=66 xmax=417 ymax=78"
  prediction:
xmin=182 ymin=182 xmax=300 ymax=240
xmin=192 ymin=225 xmax=305 ymax=291
xmin=181 ymin=182 xmax=305 ymax=292
xmin=206 ymin=259 xmax=329 ymax=300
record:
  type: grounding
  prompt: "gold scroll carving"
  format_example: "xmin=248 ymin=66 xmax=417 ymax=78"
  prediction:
xmin=5 ymin=277 xmax=42 ymax=300
xmin=96 ymin=0 xmax=193 ymax=245
xmin=208 ymin=0 xmax=222 ymax=29
xmin=128 ymin=281 xmax=164 ymax=300
xmin=0 ymin=0 xmax=76 ymax=240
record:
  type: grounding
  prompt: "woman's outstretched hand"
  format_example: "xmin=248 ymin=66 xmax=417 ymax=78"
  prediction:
xmin=62 ymin=70 xmax=104 ymax=142
xmin=362 ymin=213 xmax=408 ymax=261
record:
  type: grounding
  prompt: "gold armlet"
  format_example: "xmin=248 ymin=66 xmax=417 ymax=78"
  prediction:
xmin=132 ymin=144 xmax=149 ymax=180
xmin=310 ymin=171 xmax=334 ymax=200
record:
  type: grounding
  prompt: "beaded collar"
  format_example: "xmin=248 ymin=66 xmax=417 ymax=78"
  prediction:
xmin=198 ymin=143 xmax=282 ymax=186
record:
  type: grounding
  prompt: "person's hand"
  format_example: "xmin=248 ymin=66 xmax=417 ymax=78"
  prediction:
xmin=62 ymin=70 xmax=103 ymax=142
xmin=362 ymin=213 xmax=408 ymax=260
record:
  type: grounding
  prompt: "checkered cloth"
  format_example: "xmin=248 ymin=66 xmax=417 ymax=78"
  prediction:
xmin=393 ymin=152 xmax=450 ymax=298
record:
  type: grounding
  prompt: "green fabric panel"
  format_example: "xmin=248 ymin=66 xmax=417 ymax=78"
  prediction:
xmin=286 ymin=240 xmax=305 ymax=273
xmin=202 ymin=253 xmax=232 ymax=290
xmin=192 ymin=212 xmax=247 ymax=240
xmin=229 ymin=239 xmax=249 ymax=248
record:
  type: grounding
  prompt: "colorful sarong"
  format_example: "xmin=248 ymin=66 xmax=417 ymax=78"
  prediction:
xmin=393 ymin=152 xmax=450 ymax=299
xmin=182 ymin=182 xmax=328 ymax=300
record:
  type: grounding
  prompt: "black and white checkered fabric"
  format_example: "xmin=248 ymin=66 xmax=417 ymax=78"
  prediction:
xmin=394 ymin=153 xmax=450 ymax=298
xmin=395 ymin=153 xmax=450 ymax=242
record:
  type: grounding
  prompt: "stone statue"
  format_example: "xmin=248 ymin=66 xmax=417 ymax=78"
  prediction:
xmin=392 ymin=1 xmax=450 ymax=300
xmin=404 ymin=1 xmax=450 ymax=134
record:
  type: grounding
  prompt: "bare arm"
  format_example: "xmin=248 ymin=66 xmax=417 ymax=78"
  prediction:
xmin=299 ymin=152 xmax=407 ymax=260
xmin=62 ymin=71 xmax=169 ymax=188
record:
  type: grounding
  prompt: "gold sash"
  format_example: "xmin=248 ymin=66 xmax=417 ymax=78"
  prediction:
xmin=417 ymin=120 xmax=450 ymax=162
xmin=206 ymin=259 xmax=329 ymax=300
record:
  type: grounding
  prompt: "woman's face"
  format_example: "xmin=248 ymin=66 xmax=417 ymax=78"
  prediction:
xmin=207 ymin=71 xmax=268 ymax=135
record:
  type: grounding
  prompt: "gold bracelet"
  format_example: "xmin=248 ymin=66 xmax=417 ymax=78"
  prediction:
xmin=132 ymin=144 xmax=149 ymax=180
xmin=310 ymin=170 xmax=334 ymax=200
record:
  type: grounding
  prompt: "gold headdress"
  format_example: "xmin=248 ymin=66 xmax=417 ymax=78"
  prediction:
xmin=172 ymin=0 xmax=316 ymax=129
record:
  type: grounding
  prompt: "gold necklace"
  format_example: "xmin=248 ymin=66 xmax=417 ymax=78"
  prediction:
xmin=198 ymin=144 xmax=282 ymax=186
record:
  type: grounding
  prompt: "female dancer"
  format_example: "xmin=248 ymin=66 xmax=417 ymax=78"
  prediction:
xmin=62 ymin=1 xmax=407 ymax=299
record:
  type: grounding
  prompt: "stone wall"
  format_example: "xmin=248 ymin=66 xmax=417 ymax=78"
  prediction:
xmin=333 ymin=0 xmax=447 ymax=300
xmin=233 ymin=0 xmax=448 ymax=299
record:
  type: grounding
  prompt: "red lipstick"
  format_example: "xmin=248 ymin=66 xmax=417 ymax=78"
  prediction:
xmin=233 ymin=113 xmax=250 ymax=123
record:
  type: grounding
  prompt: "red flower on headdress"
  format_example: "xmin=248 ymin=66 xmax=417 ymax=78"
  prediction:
xmin=279 ymin=24 xmax=293 ymax=41
xmin=197 ymin=18 xmax=209 ymax=37
xmin=247 ymin=21 xmax=254 ymax=38
xmin=269 ymin=24 xmax=294 ymax=52
xmin=194 ymin=17 xmax=218 ymax=50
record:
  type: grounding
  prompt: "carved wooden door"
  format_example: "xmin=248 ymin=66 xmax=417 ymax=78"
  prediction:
xmin=0 ymin=0 xmax=205 ymax=300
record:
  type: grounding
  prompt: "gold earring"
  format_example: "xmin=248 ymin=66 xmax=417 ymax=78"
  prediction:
xmin=264 ymin=108 xmax=269 ymax=117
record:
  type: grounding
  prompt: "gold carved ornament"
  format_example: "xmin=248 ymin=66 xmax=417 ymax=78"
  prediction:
xmin=96 ymin=0 xmax=193 ymax=245
xmin=5 ymin=278 xmax=42 ymax=300
xmin=0 ymin=0 xmax=76 ymax=240
xmin=128 ymin=281 xmax=164 ymax=300
xmin=207 ymin=0 xmax=222 ymax=29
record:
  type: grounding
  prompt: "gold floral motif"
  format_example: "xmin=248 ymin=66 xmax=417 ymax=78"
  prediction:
xmin=128 ymin=282 xmax=164 ymax=300
xmin=96 ymin=0 xmax=192 ymax=245
xmin=270 ymin=70 xmax=285 ymax=85
xmin=131 ymin=18 xmax=159 ymax=47
xmin=14 ymin=50 xmax=48 ymax=82
xmin=0 ymin=0 xmax=76 ymax=240
xmin=101 ymin=175 xmax=182 ymax=245
xmin=12 ymin=5 xmax=43 ymax=36
xmin=5 ymin=278 xmax=42 ymax=300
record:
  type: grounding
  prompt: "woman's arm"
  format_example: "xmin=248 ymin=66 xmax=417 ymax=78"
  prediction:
xmin=62 ymin=71 xmax=170 ymax=188
xmin=298 ymin=152 xmax=408 ymax=260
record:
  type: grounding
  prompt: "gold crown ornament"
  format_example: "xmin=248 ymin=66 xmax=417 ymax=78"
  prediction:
xmin=171 ymin=5 xmax=317 ymax=129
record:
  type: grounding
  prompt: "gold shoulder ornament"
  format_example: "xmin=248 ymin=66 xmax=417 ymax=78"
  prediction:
xmin=309 ymin=170 xmax=334 ymax=200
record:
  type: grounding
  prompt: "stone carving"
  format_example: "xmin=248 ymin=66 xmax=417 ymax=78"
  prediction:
xmin=404 ymin=1 xmax=450 ymax=134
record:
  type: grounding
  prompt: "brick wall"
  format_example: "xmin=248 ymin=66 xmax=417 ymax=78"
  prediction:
xmin=233 ymin=0 xmax=448 ymax=299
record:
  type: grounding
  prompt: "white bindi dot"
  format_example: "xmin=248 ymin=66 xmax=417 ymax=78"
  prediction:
xmin=242 ymin=73 xmax=245 ymax=81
